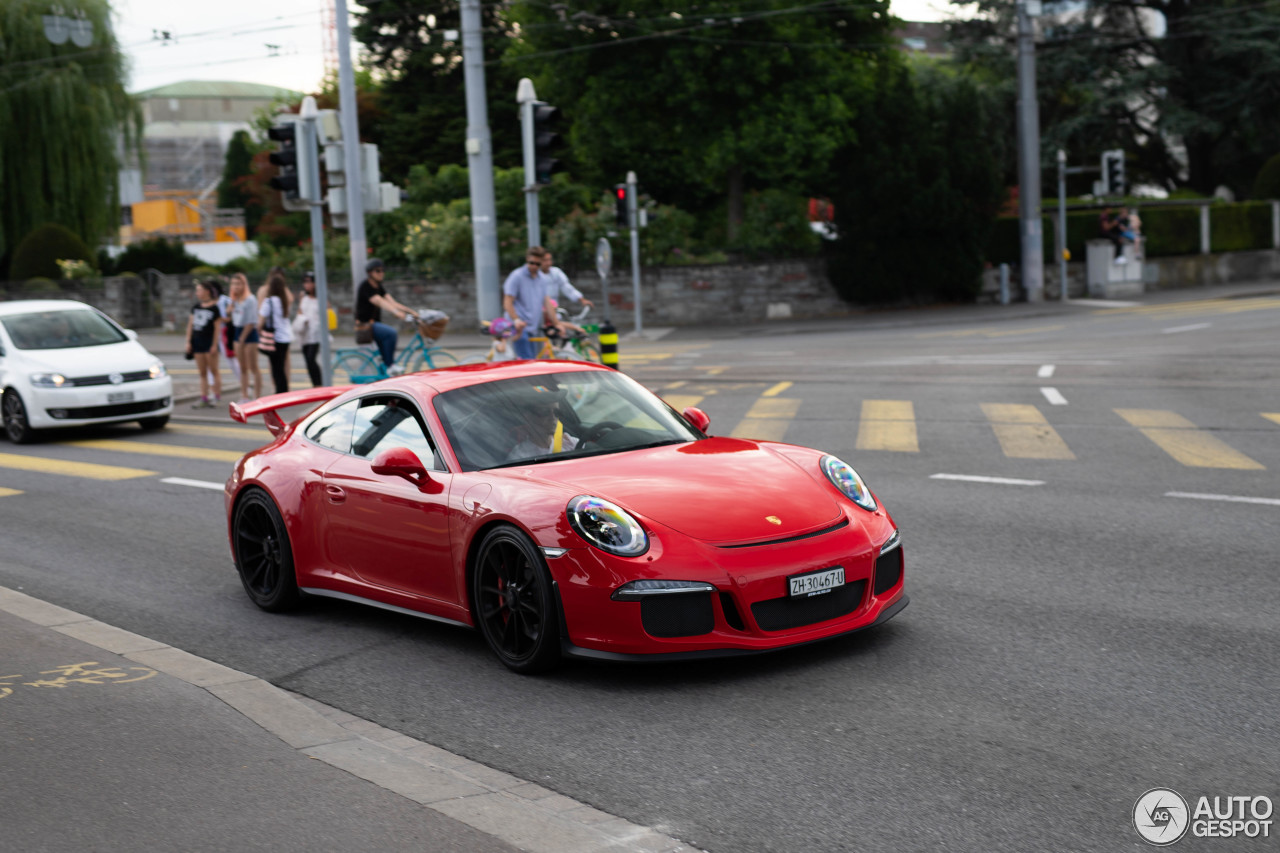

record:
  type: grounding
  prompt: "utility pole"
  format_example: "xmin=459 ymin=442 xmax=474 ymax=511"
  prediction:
xmin=1056 ymin=149 xmax=1068 ymax=302
xmin=517 ymin=78 xmax=542 ymax=246
xmin=461 ymin=0 xmax=502 ymax=322
xmin=1016 ymin=0 xmax=1044 ymax=302
xmin=333 ymin=0 xmax=367 ymax=291
xmin=300 ymin=97 xmax=333 ymax=385
xmin=627 ymin=171 xmax=642 ymax=335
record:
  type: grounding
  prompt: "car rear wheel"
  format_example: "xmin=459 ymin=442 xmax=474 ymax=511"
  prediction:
xmin=472 ymin=525 xmax=561 ymax=674
xmin=3 ymin=391 xmax=38 ymax=444
xmin=232 ymin=489 xmax=300 ymax=612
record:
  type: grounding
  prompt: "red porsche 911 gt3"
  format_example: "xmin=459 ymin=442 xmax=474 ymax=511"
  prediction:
xmin=226 ymin=361 xmax=906 ymax=673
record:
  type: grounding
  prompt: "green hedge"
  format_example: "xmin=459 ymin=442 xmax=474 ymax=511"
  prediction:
xmin=986 ymin=201 xmax=1278 ymax=264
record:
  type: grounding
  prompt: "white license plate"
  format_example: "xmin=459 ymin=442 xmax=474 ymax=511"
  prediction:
xmin=789 ymin=567 xmax=845 ymax=598
xmin=107 ymin=391 xmax=134 ymax=404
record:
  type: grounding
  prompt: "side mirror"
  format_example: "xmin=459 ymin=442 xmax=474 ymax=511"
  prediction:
xmin=125 ymin=329 xmax=139 ymax=341
xmin=370 ymin=446 xmax=431 ymax=487
xmin=682 ymin=406 xmax=710 ymax=434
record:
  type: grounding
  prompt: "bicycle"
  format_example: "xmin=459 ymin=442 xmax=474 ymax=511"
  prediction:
xmin=331 ymin=313 xmax=458 ymax=384
xmin=534 ymin=305 xmax=602 ymax=363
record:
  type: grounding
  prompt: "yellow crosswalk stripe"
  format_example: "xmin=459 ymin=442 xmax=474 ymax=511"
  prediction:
xmin=0 ymin=487 xmax=23 ymax=498
xmin=662 ymin=395 xmax=705 ymax=413
xmin=762 ymin=382 xmax=792 ymax=398
xmin=1115 ymin=409 xmax=1264 ymax=470
xmin=0 ymin=452 xmax=155 ymax=480
xmin=857 ymin=400 xmax=919 ymax=453
xmin=981 ymin=403 xmax=1076 ymax=460
xmin=60 ymin=440 xmax=245 ymax=463
xmin=730 ymin=397 xmax=799 ymax=442
xmin=1263 ymin=413 xmax=1280 ymax=427
xmin=166 ymin=423 xmax=269 ymax=441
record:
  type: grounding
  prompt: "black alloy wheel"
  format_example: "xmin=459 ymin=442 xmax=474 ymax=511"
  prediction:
xmin=232 ymin=489 xmax=301 ymax=612
xmin=472 ymin=525 xmax=561 ymax=674
xmin=3 ymin=391 xmax=37 ymax=444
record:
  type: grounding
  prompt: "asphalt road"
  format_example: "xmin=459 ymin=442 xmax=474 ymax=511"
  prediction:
xmin=2 ymin=289 xmax=1278 ymax=851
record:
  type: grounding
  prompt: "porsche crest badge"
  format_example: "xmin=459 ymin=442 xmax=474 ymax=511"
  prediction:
xmin=766 ymin=515 xmax=782 ymax=525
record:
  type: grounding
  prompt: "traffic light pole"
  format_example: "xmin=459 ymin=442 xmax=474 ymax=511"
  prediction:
xmin=300 ymin=99 xmax=333 ymax=385
xmin=627 ymin=171 xmax=642 ymax=335
xmin=517 ymin=79 xmax=541 ymax=246
xmin=461 ymin=0 xmax=502 ymax=322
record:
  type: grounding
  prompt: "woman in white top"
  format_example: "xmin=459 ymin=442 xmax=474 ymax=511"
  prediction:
xmin=227 ymin=273 xmax=262 ymax=401
xmin=292 ymin=271 xmax=326 ymax=387
xmin=258 ymin=269 xmax=294 ymax=394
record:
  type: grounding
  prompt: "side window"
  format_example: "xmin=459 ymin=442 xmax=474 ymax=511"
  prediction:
xmin=351 ymin=396 xmax=441 ymax=469
xmin=304 ymin=400 xmax=359 ymax=452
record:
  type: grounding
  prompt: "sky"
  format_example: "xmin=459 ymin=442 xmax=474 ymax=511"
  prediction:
xmin=113 ymin=0 xmax=954 ymax=96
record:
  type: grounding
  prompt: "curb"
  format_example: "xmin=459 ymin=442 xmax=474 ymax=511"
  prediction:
xmin=0 ymin=585 xmax=703 ymax=853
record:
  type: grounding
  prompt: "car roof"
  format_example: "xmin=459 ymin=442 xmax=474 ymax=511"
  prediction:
xmin=0 ymin=299 xmax=96 ymax=317
xmin=384 ymin=359 xmax=613 ymax=396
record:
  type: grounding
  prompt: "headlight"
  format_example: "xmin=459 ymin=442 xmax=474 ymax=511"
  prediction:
xmin=149 ymin=361 xmax=167 ymax=379
xmin=567 ymin=495 xmax=649 ymax=557
xmin=30 ymin=373 xmax=69 ymax=388
xmin=820 ymin=455 xmax=877 ymax=512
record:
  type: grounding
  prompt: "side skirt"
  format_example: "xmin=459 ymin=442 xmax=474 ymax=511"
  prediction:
xmin=300 ymin=587 xmax=473 ymax=630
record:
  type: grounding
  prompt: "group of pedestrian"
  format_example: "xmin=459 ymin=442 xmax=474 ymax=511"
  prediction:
xmin=500 ymin=246 xmax=593 ymax=359
xmin=183 ymin=267 xmax=331 ymax=407
xmin=1100 ymin=206 xmax=1142 ymax=263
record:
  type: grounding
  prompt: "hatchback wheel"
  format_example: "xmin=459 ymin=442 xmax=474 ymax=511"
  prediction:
xmin=3 ymin=391 xmax=38 ymax=444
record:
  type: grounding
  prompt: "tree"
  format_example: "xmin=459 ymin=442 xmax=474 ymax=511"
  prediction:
xmin=0 ymin=0 xmax=141 ymax=273
xmin=9 ymin=223 xmax=95 ymax=282
xmin=218 ymin=130 xmax=266 ymax=237
xmin=949 ymin=0 xmax=1280 ymax=195
xmin=351 ymin=1 xmax=525 ymax=183
xmin=504 ymin=0 xmax=894 ymax=238
xmin=826 ymin=60 xmax=1007 ymax=304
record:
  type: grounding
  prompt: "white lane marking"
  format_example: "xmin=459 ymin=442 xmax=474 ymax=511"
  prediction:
xmin=1162 ymin=322 xmax=1212 ymax=334
xmin=1037 ymin=364 xmax=1056 ymax=378
xmin=1040 ymin=387 xmax=1069 ymax=406
xmin=161 ymin=477 xmax=225 ymax=491
xmin=931 ymin=473 xmax=1045 ymax=486
xmin=1070 ymin=298 xmax=1141 ymax=308
xmin=1165 ymin=491 xmax=1280 ymax=507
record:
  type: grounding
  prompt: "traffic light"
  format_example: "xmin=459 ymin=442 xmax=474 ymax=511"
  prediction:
xmin=1102 ymin=149 xmax=1126 ymax=196
xmin=532 ymin=102 xmax=563 ymax=185
xmin=267 ymin=120 xmax=316 ymax=212
xmin=614 ymin=184 xmax=630 ymax=229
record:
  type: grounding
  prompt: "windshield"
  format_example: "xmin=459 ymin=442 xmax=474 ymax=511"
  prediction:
xmin=434 ymin=370 xmax=702 ymax=471
xmin=1 ymin=309 xmax=128 ymax=350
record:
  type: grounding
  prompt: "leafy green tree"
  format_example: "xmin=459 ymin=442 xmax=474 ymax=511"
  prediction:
xmin=9 ymin=223 xmax=95 ymax=282
xmin=217 ymin=130 xmax=265 ymax=237
xmin=950 ymin=0 xmax=1280 ymax=195
xmin=504 ymin=0 xmax=893 ymax=237
xmin=826 ymin=60 xmax=1006 ymax=303
xmin=351 ymin=1 xmax=525 ymax=183
xmin=1253 ymin=152 xmax=1280 ymax=200
xmin=0 ymin=0 xmax=140 ymax=272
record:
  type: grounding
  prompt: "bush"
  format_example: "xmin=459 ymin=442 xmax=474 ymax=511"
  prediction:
xmin=1251 ymin=153 xmax=1280 ymax=200
xmin=1210 ymin=201 xmax=1273 ymax=252
xmin=9 ymin=223 xmax=95 ymax=281
xmin=732 ymin=190 xmax=820 ymax=260
xmin=109 ymin=238 xmax=203 ymax=275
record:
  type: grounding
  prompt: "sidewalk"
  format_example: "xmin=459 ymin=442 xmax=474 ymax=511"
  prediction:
xmin=0 ymin=585 xmax=700 ymax=853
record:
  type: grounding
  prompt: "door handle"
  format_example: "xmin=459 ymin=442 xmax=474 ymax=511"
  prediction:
xmin=324 ymin=484 xmax=346 ymax=503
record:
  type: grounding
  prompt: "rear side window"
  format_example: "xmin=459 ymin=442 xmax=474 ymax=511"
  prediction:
xmin=305 ymin=400 xmax=359 ymax=452
xmin=351 ymin=396 xmax=441 ymax=469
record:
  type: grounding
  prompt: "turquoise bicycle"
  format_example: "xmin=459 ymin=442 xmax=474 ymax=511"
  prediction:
xmin=332 ymin=314 xmax=458 ymax=384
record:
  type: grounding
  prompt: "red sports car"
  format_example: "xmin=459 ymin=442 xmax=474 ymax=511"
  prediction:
xmin=226 ymin=361 xmax=906 ymax=673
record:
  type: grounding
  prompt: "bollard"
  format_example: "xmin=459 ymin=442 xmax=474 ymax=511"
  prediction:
xmin=599 ymin=320 xmax=619 ymax=369
xmin=999 ymin=263 xmax=1010 ymax=306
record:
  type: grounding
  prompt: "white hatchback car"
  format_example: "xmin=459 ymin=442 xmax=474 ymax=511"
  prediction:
xmin=0 ymin=300 xmax=173 ymax=443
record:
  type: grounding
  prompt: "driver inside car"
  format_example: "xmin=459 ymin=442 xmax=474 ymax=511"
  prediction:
xmin=506 ymin=387 xmax=579 ymax=461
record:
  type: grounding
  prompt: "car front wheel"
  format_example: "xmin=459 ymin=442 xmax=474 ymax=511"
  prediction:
xmin=3 ymin=391 xmax=38 ymax=444
xmin=472 ymin=525 xmax=562 ymax=674
xmin=232 ymin=489 xmax=301 ymax=612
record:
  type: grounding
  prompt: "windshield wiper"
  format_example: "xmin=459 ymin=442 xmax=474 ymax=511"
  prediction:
xmin=625 ymin=438 xmax=689 ymax=451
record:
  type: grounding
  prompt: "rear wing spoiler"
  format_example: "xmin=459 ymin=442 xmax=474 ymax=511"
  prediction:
xmin=229 ymin=385 xmax=352 ymax=437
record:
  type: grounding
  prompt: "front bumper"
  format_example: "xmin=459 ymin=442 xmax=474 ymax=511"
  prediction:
xmin=24 ymin=377 xmax=174 ymax=428
xmin=551 ymin=511 xmax=907 ymax=658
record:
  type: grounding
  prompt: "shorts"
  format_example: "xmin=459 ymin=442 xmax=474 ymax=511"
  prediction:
xmin=229 ymin=324 xmax=259 ymax=345
xmin=189 ymin=333 xmax=214 ymax=354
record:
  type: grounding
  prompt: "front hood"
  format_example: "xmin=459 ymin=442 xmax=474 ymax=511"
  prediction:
xmin=533 ymin=437 xmax=845 ymax=543
xmin=22 ymin=342 xmax=157 ymax=377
